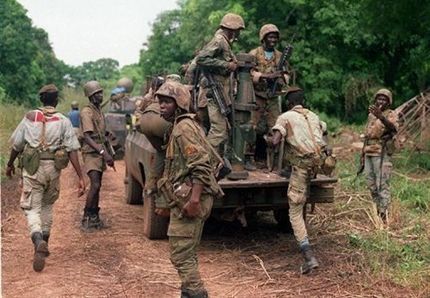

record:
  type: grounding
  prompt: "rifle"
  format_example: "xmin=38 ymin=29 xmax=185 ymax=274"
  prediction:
xmin=268 ymin=38 xmax=295 ymax=98
xmin=191 ymin=67 xmax=201 ymax=113
xmin=204 ymin=72 xmax=231 ymax=117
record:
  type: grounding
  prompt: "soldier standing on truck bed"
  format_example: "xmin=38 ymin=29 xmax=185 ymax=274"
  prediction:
xmin=157 ymin=81 xmax=223 ymax=298
xmin=361 ymin=88 xmax=398 ymax=223
xmin=6 ymin=84 xmax=85 ymax=272
xmin=270 ymin=87 xmax=328 ymax=274
xmin=195 ymin=13 xmax=245 ymax=156
xmin=249 ymin=24 xmax=291 ymax=170
xmin=80 ymin=80 xmax=115 ymax=231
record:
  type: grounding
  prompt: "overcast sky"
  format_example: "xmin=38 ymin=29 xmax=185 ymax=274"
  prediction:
xmin=18 ymin=0 xmax=178 ymax=67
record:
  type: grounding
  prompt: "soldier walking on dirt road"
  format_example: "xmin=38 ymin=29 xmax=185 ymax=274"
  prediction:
xmin=157 ymin=81 xmax=223 ymax=298
xmin=362 ymin=88 xmax=398 ymax=223
xmin=270 ymin=87 xmax=328 ymax=274
xmin=80 ymin=80 xmax=115 ymax=231
xmin=195 ymin=13 xmax=245 ymax=156
xmin=6 ymin=84 xmax=85 ymax=272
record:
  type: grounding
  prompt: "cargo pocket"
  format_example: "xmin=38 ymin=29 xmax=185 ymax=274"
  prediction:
xmin=20 ymin=185 xmax=33 ymax=210
xmin=168 ymin=215 xmax=197 ymax=238
xmin=288 ymin=166 xmax=309 ymax=204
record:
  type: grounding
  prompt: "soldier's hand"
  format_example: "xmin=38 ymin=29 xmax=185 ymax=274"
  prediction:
xmin=182 ymin=200 xmax=201 ymax=218
xmin=103 ymin=152 xmax=115 ymax=168
xmin=227 ymin=61 xmax=237 ymax=72
xmin=78 ymin=178 xmax=86 ymax=197
xmin=369 ymin=105 xmax=383 ymax=119
xmin=6 ymin=164 xmax=15 ymax=177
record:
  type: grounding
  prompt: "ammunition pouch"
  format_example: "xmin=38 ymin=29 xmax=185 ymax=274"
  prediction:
xmin=22 ymin=146 xmax=40 ymax=175
xmin=54 ymin=148 xmax=70 ymax=170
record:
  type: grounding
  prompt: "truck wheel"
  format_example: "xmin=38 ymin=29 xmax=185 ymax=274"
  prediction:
xmin=273 ymin=208 xmax=294 ymax=234
xmin=125 ymin=172 xmax=143 ymax=205
xmin=143 ymin=195 xmax=169 ymax=239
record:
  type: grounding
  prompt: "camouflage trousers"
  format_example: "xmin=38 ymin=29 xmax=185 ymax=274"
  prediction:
xmin=288 ymin=165 xmax=314 ymax=243
xmin=251 ymin=96 xmax=280 ymax=135
xmin=20 ymin=160 xmax=61 ymax=236
xmin=364 ymin=154 xmax=393 ymax=214
xmin=168 ymin=195 xmax=213 ymax=293
xmin=207 ymin=101 xmax=229 ymax=154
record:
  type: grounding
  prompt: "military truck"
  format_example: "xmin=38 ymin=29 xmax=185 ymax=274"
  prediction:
xmin=124 ymin=54 xmax=336 ymax=239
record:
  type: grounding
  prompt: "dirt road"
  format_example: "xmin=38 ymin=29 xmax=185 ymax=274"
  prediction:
xmin=2 ymin=161 xmax=417 ymax=297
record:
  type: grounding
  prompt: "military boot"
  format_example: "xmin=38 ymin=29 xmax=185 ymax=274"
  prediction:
xmin=31 ymin=232 xmax=49 ymax=272
xmin=42 ymin=231 xmax=50 ymax=257
xmin=181 ymin=288 xmax=208 ymax=298
xmin=244 ymin=156 xmax=257 ymax=171
xmin=91 ymin=207 xmax=104 ymax=229
xmin=81 ymin=208 xmax=96 ymax=231
xmin=300 ymin=244 xmax=319 ymax=274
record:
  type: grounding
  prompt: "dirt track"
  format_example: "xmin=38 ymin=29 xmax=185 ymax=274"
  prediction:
xmin=1 ymin=161 xmax=418 ymax=297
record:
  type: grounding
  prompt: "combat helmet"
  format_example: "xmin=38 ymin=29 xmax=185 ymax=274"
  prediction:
xmin=117 ymin=77 xmax=134 ymax=93
xmin=83 ymin=81 xmax=103 ymax=97
xmin=375 ymin=88 xmax=392 ymax=105
xmin=155 ymin=81 xmax=191 ymax=112
xmin=220 ymin=13 xmax=245 ymax=30
xmin=166 ymin=74 xmax=181 ymax=83
xmin=259 ymin=24 xmax=280 ymax=42
xmin=39 ymin=84 xmax=58 ymax=95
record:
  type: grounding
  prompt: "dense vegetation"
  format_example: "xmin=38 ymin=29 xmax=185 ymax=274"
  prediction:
xmin=140 ymin=0 xmax=430 ymax=121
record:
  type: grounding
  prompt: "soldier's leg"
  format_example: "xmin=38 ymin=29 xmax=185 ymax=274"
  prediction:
xmin=207 ymin=101 xmax=228 ymax=155
xmin=288 ymin=166 xmax=318 ymax=274
xmin=82 ymin=168 xmax=104 ymax=230
xmin=40 ymin=162 xmax=61 ymax=255
xmin=169 ymin=196 xmax=213 ymax=297
xmin=379 ymin=155 xmax=393 ymax=219
xmin=364 ymin=155 xmax=379 ymax=206
xmin=22 ymin=166 xmax=49 ymax=272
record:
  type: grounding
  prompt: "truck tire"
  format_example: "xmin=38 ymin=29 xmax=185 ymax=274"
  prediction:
xmin=125 ymin=172 xmax=143 ymax=205
xmin=273 ymin=208 xmax=294 ymax=233
xmin=143 ymin=195 xmax=169 ymax=239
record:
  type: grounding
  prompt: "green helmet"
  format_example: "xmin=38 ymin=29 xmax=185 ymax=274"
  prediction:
xmin=83 ymin=80 xmax=103 ymax=97
xmin=117 ymin=77 xmax=134 ymax=93
xmin=155 ymin=81 xmax=191 ymax=112
xmin=375 ymin=88 xmax=392 ymax=105
xmin=71 ymin=101 xmax=79 ymax=108
xmin=220 ymin=13 xmax=245 ymax=30
xmin=259 ymin=24 xmax=280 ymax=42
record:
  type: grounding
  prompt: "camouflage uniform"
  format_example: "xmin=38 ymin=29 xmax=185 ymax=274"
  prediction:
xmin=195 ymin=28 xmax=235 ymax=153
xmin=364 ymin=90 xmax=399 ymax=215
xmin=249 ymin=46 xmax=287 ymax=134
xmin=9 ymin=106 xmax=80 ymax=236
xmin=80 ymin=103 xmax=107 ymax=173
xmin=273 ymin=105 xmax=326 ymax=244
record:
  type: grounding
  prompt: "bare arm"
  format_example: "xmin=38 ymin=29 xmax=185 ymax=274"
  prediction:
xmin=68 ymin=150 xmax=86 ymax=196
xmin=6 ymin=148 xmax=20 ymax=177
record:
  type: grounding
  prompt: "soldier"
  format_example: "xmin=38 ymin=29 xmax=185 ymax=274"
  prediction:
xmin=109 ymin=77 xmax=135 ymax=112
xmin=270 ymin=87 xmax=327 ymax=274
xmin=6 ymin=84 xmax=85 ymax=272
xmin=362 ymin=88 xmax=398 ymax=222
xmin=80 ymin=80 xmax=115 ymax=231
xmin=249 ymin=24 xmax=290 ymax=170
xmin=137 ymin=76 xmax=165 ymax=113
xmin=68 ymin=100 xmax=80 ymax=136
xmin=195 ymin=13 xmax=245 ymax=155
xmin=157 ymin=81 xmax=223 ymax=298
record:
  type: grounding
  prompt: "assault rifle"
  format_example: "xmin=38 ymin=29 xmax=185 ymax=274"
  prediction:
xmin=191 ymin=67 xmax=201 ymax=113
xmin=268 ymin=42 xmax=294 ymax=98
xmin=204 ymin=72 xmax=231 ymax=117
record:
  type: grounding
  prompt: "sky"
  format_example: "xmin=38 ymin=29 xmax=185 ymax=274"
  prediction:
xmin=18 ymin=0 xmax=178 ymax=67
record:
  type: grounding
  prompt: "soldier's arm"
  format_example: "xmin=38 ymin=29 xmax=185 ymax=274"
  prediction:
xmin=369 ymin=106 xmax=397 ymax=134
xmin=196 ymin=39 xmax=230 ymax=71
xmin=6 ymin=117 xmax=27 ymax=177
xmin=271 ymin=114 xmax=288 ymax=145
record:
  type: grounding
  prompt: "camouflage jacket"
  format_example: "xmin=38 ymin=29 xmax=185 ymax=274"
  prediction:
xmin=10 ymin=106 xmax=80 ymax=153
xmin=364 ymin=109 xmax=399 ymax=156
xmin=163 ymin=114 xmax=223 ymax=197
xmin=80 ymin=103 xmax=106 ymax=153
xmin=196 ymin=29 xmax=235 ymax=106
xmin=272 ymin=105 xmax=326 ymax=165
xmin=249 ymin=46 xmax=288 ymax=99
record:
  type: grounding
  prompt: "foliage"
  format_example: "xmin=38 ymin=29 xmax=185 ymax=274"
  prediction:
xmin=67 ymin=58 xmax=121 ymax=87
xmin=139 ymin=0 xmax=430 ymax=122
xmin=0 ymin=0 xmax=69 ymax=105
